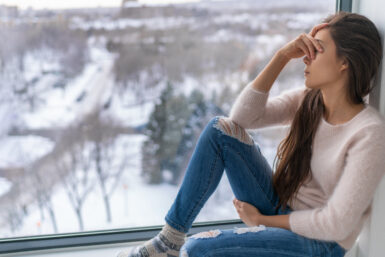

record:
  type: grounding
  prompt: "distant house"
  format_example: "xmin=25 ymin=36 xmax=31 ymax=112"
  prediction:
xmin=0 ymin=5 xmax=18 ymax=18
xmin=121 ymin=0 xmax=141 ymax=9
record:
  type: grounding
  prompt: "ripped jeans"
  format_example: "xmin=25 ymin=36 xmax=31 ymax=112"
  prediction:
xmin=164 ymin=116 xmax=347 ymax=257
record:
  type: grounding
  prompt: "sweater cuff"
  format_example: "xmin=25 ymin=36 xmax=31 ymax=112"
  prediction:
xmin=238 ymin=82 xmax=270 ymax=107
xmin=247 ymin=83 xmax=270 ymax=95
xmin=228 ymin=82 xmax=269 ymax=128
xmin=289 ymin=209 xmax=312 ymax=235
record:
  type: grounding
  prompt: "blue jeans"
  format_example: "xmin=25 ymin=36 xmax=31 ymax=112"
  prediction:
xmin=165 ymin=116 xmax=347 ymax=257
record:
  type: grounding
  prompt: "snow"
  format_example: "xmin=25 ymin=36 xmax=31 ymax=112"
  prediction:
xmin=21 ymin=43 xmax=115 ymax=129
xmin=70 ymin=16 xmax=197 ymax=31
xmin=108 ymin=95 xmax=154 ymax=127
xmin=0 ymin=135 xmax=55 ymax=169
xmin=23 ymin=49 xmax=62 ymax=83
xmin=0 ymin=177 xmax=12 ymax=198
xmin=1 ymin=133 xmax=239 ymax=238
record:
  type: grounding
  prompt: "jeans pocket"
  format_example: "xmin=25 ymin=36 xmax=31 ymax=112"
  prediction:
xmin=317 ymin=241 xmax=346 ymax=257
xmin=329 ymin=243 xmax=347 ymax=257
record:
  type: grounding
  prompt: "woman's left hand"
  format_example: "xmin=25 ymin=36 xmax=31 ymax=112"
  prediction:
xmin=233 ymin=198 xmax=263 ymax=227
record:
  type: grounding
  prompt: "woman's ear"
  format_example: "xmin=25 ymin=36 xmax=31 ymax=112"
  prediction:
xmin=339 ymin=58 xmax=349 ymax=72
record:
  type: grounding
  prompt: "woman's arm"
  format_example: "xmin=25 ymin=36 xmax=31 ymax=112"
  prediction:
xmin=248 ymin=50 xmax=290 ymax=94
xmin=228 ymin=24 xmax=328 ymax=130
xmin=289 ymin=125 xmax=385 ymax=241
xmin=233 ymin=198 xmax=291 ymax=230
xmin=249 ymin=22 xmax=327 ymax=94
xmin=259 ymin=214 xmax=291 ymax=231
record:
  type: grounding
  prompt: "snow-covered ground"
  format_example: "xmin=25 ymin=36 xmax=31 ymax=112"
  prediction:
xmin=0 ymin=177 xmax=12 ymax=199
xmin=0 ymin=59 xmax=245 ymax=238
xmin=1 ymin=133 xmax=239 ymax=238
xmin=21 ymin=45 xmax=115 ymax=129
xmin=0 ymin=135 xmax=55 ymax=169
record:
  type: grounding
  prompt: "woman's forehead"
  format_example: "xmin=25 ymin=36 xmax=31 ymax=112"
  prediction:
xmin=314 ymin=28 xmax=330 ymax=45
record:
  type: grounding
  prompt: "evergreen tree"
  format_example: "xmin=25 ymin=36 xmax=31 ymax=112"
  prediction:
xmin=141 ymin=81 xmax=172 ymax=184
xmin=167 ymin=89 xmax=208 ymax=184
xmin=160 ymin=91 xmax=191 ymax=181
xmin=141 ymin=82 xmax=225 ymax=185
xmin=141 ymin=81 xmax=191 ymax=184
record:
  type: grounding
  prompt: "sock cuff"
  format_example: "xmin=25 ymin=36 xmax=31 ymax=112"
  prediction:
xmin=161 ymin=223 xmax=186 ymax=244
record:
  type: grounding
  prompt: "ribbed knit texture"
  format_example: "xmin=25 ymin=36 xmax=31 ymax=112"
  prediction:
xmin=116 ymin=223 xmax=186 ymax=257
xmin=228 ymin=82 xmax=385 ymax=251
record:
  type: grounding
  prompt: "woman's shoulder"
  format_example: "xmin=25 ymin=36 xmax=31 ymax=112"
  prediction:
xmin=350 ymin=105 xmax=385 ymax=142
xmin=361 ymin=105 xmax=385 ymax=128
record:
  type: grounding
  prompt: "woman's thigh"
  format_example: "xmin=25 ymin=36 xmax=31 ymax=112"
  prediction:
xmin=181 ymin=226 xmax=315 ymax=257
xmin=214 ymin=115 xmax=291 ymax=216
xmin=181 ymin=226 xmax=345 ymax=257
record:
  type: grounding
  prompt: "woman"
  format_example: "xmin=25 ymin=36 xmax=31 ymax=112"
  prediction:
xmin=117 ymin=11 xmax=385 ymax=257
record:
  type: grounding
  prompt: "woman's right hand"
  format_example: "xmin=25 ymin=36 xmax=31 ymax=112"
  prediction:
xmin=279 ymin=23 xmax=329 ymax=61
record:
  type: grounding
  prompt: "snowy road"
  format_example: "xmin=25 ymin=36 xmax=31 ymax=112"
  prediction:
xmin=75 ymin=55 xmax=115 ymax=120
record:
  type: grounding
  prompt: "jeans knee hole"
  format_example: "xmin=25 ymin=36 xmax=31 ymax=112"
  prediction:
xmin=213 ymin=117 xmax=253 ymax=146
xmin=190 ymin=229 xmax=222 ymax=239
xmin=181 ymin=249 xmax=189 ymax=257
xmin=233 ymin=225 xmax=266 ymax=234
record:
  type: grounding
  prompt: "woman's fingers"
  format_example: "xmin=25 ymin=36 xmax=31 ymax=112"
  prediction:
xmin=300 ymin=35 xmax=313 ymax=59
xmin=306 ymin=23 xmax=329 ymax=59
xmin=297 ymin=36 xmax=311 ymax=59
xmin=310 ymin=22 xmax=329 ymax=37
xmin=307 ymin=35 xmax=323 ymax=53
xmin=303 ymin=34 xmax=321 ymax=59
xmin=301 ymin=32 xmax=324 ymax=60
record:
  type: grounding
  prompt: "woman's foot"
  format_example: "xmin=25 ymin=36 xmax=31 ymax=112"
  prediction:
xmin=116 ymin=223 xmax=187 ymax=257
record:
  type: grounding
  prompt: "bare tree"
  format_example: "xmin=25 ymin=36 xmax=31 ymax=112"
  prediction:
xmin=87 ymin=114 xmax=134 ymax=223
xmin=31 ymin=169 xmax=58 ymax=233
xmin=53 ymin=138 xmax=96 ymax=231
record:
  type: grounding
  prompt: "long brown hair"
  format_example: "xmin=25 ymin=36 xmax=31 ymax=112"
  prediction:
xmin=272 ymin=11 xmax=383 ymax=213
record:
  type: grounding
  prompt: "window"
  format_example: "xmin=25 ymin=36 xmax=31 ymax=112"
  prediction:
xmin=0 ymin=0 xmax=337 ymax=247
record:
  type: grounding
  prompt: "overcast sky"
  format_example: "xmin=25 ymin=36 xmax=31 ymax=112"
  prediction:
xmin=0 ymin=0 xmax=204 ymax=10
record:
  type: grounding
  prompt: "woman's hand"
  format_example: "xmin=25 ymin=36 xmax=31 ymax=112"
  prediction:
xmin=233 ymin=198 xmax=263 ymax=227
xmin=279 ymin=23 xmax=329 ymax=61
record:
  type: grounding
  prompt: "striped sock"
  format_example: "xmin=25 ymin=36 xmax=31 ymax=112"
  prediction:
xmin=116 ymin=223 xmax=187 ymax=257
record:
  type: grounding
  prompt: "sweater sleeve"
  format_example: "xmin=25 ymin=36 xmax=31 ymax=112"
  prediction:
xmin=228 ymin=82 xmax=309 ymax=129
xmin=289 ymin=124 xmax=385 ymax=241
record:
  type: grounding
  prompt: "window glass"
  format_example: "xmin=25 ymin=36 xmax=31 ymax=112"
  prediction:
xmin=0 ymin=0 xmax=335 ymax=238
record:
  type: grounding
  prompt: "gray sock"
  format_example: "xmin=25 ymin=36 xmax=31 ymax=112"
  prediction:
xmin=116 ymin=223 xmax=187 ymax=257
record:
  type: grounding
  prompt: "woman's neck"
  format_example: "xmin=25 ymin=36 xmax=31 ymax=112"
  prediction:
xmin=323 ymin=102 xmax=366 ymax=125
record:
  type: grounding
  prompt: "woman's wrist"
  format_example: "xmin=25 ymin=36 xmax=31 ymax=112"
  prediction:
xmin=276 ymin=49 xmax=291 ymax=63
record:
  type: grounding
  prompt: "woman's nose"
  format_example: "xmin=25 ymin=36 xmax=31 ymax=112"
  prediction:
xmin=303 ymin=55 xmax=310 ymax=65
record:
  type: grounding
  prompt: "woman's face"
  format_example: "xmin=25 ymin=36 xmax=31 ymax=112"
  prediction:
xmin=303 ymin=28 xmax=347 ymax=90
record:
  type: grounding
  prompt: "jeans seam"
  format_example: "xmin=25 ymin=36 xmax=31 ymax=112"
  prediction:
xmin=310 ymin=240 xmax=321 ymax=257
xmin=203 ymin=247 xmax=310 ymax=257
xmin=183 ymin=141 xmax=221 ymax=230
xmin=222 ymin=140 xmax=277 ymax=212
xmin=165 ymin=117 xmax=225 ymax=233
xmin=165 ymin=217 xmax=187 ymax=233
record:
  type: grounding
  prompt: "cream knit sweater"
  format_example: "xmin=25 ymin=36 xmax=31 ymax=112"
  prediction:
xmin=228 ymin=82 xmax=385 ymax=251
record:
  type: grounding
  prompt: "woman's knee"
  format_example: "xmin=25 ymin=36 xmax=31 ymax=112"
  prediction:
xmin=180 ymin=239 xmax=200 ymax=257
xmin=212 ymin=116 xmax=254 ymax=146
xmin=180 ymin=230 xmax=222 ymax=257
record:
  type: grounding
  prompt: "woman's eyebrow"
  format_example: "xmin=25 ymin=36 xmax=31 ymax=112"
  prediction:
xmin=315 ymin=39 xmax=324 ymax=44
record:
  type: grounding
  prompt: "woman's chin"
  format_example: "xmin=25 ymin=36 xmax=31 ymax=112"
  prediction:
xmin=304 ymin=81 xmax=315 ymax=89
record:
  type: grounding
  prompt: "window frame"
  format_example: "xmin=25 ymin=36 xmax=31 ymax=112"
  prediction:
xmin=0 ymin=0 xmax=351 ymax=254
